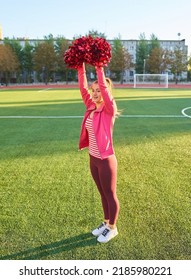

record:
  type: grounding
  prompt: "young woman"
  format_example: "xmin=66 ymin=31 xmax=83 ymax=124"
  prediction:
xmin=77 ymin=63 xmax=119 ymax=243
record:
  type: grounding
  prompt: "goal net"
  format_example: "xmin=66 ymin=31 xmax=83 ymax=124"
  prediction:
xmin=134 ymin=74 xmax=168 ymax=88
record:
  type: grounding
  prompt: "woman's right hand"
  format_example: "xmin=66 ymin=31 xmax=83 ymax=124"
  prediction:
xmin=77 ymin=63 xmax=85 ymax=70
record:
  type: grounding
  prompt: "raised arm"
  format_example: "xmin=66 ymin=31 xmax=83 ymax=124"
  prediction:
xmin=96 ymin=67 xmax=117 ymax=116
xmin=77 ymin=63 xmax=94 ymax=109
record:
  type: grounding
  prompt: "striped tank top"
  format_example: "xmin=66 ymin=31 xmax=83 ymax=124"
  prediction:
xmin=85 ymin=117 xmax=101 ymax=159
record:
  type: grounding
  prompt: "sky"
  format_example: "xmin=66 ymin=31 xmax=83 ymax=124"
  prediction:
xmin=1 ymin=0 xmax=191 ymax=54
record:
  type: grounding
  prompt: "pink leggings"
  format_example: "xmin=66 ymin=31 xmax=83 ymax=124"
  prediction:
xmin=90 ymin=154 xmax=119 ymax=225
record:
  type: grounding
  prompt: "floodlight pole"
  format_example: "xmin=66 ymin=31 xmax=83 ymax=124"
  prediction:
xmin=143 ymin=59 xmax=146 ymax=82
xmin=143 ymin=59 xmax=146 ymax=75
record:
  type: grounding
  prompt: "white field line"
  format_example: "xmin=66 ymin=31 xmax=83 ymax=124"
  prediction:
xmin=0 ymin=115 xmax=83 ymax=119
xmin=0 ymin=115 xmax=186 ymax=119
xmin=181 ymin=107 xmax=191 ymax=119
xmin=120 ymin=115 xmax=185 ymax=118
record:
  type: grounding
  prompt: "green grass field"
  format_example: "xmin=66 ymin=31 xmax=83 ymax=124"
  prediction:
xmin=0 ymin=87 xmax=191 ymax=260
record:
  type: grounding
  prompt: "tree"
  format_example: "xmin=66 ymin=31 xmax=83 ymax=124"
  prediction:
xmin=22 ymin=41 xmax=34 ymax=83
xmin=169 ymin=46 xmax=188 ymax=83
xmin=148 ymin=33 xmax=160 ymax=52
xmin=86 ymin=29 xmax=106 ymax=39
xmin=55 ymin=36 xmax=73 ymax=82
xmin=146 ymin=47 xmax=170 ymax=74
xmin=73 ymin=29 xmax=106 ymax=41
xmin=0 ymin=44 xmax=19 ymax=85
xmin=44 ymin=33 xmax=54 ymax=41
xmin=4 ymin=38 xmax=23 ymax=82
xmin=33 ymin=41 xmax=57 ymax=84
xmin=109 ymin=37 xmax=132 ymax=83
xmin=135 ymin=33 xmax=149 ymax=74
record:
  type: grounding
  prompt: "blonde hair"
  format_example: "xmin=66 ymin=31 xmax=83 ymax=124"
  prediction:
xmin=105 ymin=77 xmax=113 ymax=93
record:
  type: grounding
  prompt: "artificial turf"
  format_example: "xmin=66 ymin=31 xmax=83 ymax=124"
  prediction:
xmin=0 ymin=88 xmax=191 ymax=259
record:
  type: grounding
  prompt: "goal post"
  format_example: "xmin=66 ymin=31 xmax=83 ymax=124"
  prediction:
xmin=134 ymin=74 xmax=168 ymax=88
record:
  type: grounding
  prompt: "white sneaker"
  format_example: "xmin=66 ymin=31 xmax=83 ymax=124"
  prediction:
xmin=97 ymin=226 xmax=118 ymax=243
xmin=92 ymin=222 xmax=107 ymax=237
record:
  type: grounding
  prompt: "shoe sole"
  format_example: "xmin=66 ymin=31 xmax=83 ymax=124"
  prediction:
xmin=92 ymin=232 xmax=100 ymax=237
xmin=92 ymin=225 xmax=107 ymax=237
xmin=97 ymin=232 xmax=118 ymax=243
xmin=92 ymin=228 xmax=106 ymax=237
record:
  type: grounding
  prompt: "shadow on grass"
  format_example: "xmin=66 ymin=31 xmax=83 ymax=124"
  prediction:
xmin=0 ymin=232 xmax=96 ymax=260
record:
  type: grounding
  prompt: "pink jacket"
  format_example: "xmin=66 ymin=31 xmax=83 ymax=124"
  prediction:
xmin=78 ymin=64 xmax=117 ymax=159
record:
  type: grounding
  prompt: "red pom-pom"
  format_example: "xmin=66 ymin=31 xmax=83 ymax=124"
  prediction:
xmin=63 ymin=36 xmax=88 ymax=69
xmin=89 ymin=37 xmax=111 ymax=67
xmin=64 ymin=36 xmax=111 ymax=68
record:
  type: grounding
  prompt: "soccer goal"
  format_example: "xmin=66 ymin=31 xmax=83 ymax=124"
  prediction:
xmin=134 ymin=74 xmax=168 ymax=88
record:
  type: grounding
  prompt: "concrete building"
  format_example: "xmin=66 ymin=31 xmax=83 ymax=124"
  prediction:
xmin=0 ymin=35 xmax=188 ymax=82
xmin=108 ymin=38 xmax=188 ymax=82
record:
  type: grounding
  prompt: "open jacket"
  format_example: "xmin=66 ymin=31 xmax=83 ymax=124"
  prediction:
xmin=78 ymin=64 xmax=117 ymax=159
